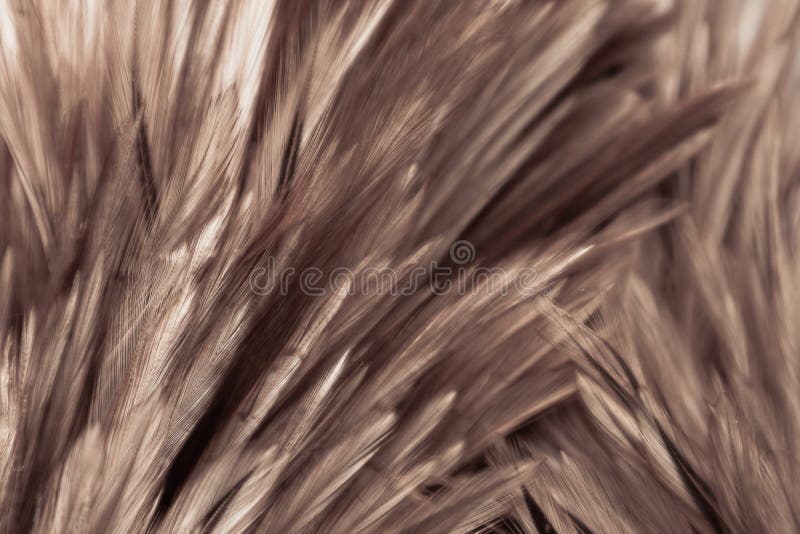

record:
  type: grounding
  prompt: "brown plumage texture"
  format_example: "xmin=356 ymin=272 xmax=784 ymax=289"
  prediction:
xmin=0 ymin=0 xmax=798 ymax=532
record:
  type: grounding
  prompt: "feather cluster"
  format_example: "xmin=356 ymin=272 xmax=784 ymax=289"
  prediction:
xmin=0 ymin=0 xmax=798 ymax=532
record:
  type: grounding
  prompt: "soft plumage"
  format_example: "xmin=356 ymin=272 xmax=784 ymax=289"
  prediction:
xmin=0 ymin=0 xmax=797 ymax=532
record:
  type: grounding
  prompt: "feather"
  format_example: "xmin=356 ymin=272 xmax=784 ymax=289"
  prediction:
xmin=1 ymin=0 xmax=799 ymax=532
